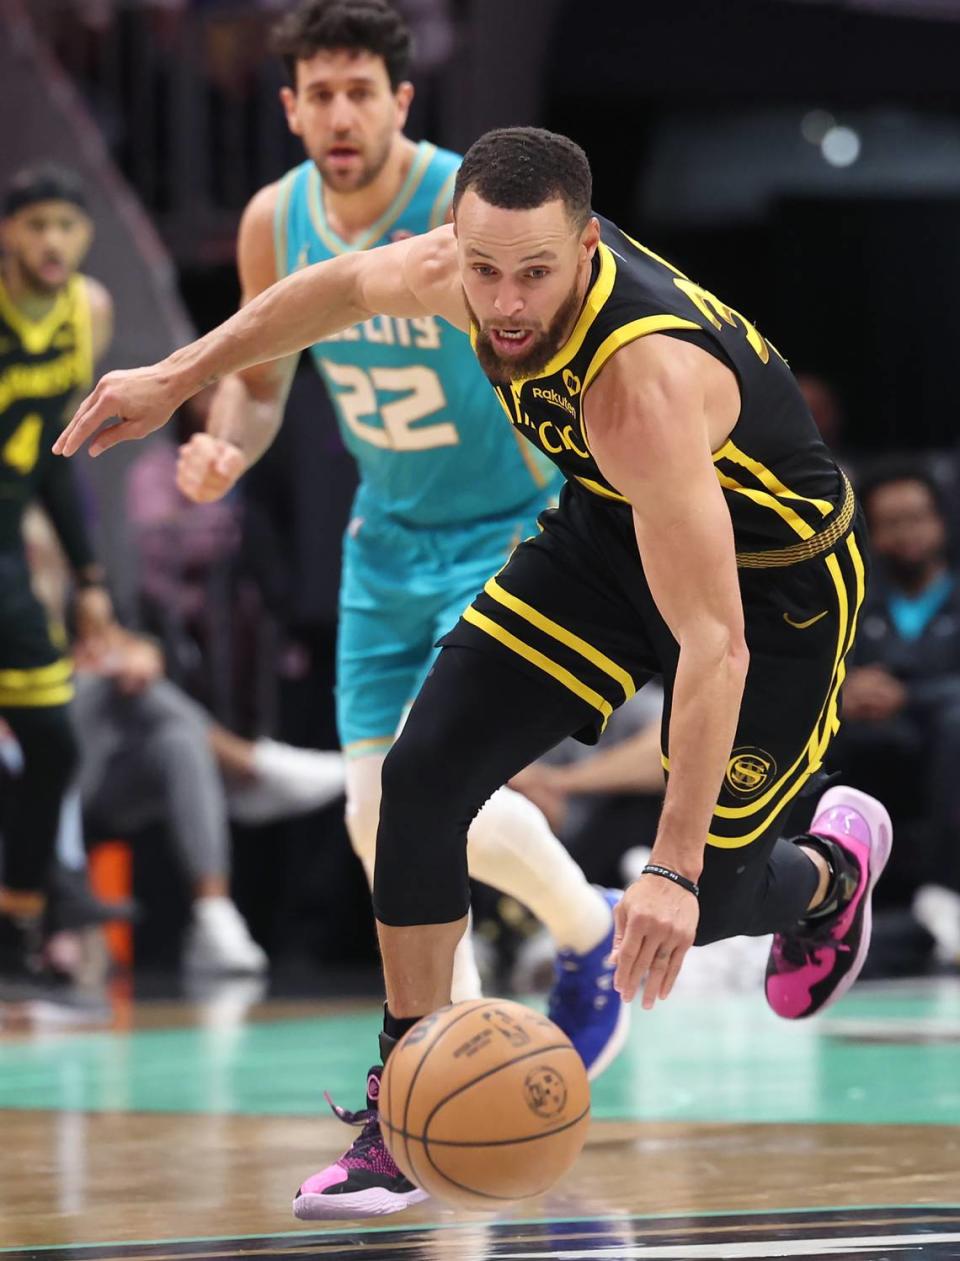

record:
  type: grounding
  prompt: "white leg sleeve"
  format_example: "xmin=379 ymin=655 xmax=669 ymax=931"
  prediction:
xmin=467 ymin=786 xmax=612 ymax=954
xmin=345 ymin=753 xmax=483 ymax=1001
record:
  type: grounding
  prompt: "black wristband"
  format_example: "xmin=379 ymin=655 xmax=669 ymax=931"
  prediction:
xmin=642 ymin=863 xmax=700 ymax=898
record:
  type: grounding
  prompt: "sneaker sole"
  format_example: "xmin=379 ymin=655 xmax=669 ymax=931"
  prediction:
xmin=584 ymin=989 xmax=631 ymax=1081
xmin=292 ymin=1185 xmax=429 ymax=1221
xmin=807 ymin=785 xmax=893 ymax=1016
xmin=584 ymin=887 xmax=631 ymax=1081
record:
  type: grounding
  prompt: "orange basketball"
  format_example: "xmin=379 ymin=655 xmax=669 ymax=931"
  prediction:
xmin=379 ymin=998 xmax=590 ymax=1209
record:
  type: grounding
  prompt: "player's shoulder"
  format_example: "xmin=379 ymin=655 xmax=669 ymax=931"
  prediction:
xmin=241 ymin=179 xmax=283 ymax=234
xmin=78 ymin=273 xmax=113 ymax=323
xmin=407 ymin=223 xmax=457 ymax=284
xmin=241 ymin=162 xmax=310 ymax=230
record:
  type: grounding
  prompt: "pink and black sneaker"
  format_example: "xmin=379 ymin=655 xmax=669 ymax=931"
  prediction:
xmin=292 ymin=1064 xmax=426 ymax=1220
xmin=292 ymin=1066 xmax=429 ymax=1221
xmin=766 ymin=786 xmax=892 ymax=1020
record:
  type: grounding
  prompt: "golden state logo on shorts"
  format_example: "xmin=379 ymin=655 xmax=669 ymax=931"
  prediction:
xmin=725 ymin=747 xmax=777 ymax=797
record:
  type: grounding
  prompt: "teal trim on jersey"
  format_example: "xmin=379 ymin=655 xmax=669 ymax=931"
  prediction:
xmin=277 ymin=144 xmax=560 ymax=528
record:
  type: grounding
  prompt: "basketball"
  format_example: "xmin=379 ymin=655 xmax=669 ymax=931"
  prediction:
xmin=379 ymin=998 xmax=591 ymax=1209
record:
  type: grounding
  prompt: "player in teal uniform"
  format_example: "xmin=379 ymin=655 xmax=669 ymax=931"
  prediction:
xmin=173 ymin=1 xmax=626 ymax=1219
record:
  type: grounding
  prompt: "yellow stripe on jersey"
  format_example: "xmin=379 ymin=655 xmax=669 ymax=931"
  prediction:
xmin=0 ymin=682 xmax=74 ymax=708
xmin=463 ymin=606 xmax=612 ymax=728
xmin=484 ymin=577 xmax=637 ymax=703
xmin=574 ymin=475 xmax=629 ymax=503
xmin=715 ymin=470 xmax=816 ymax=541
xmin=0 ymin=658 xmax=73 ymax=691
xmin=0 ymin=274 xmax=72 ymax=355
xmin=706 ymin=542 xmax=863 ymax=847
xmin=581 ymin=314 xmax=702 ymax=395
xmin=517 ymin=243 xmax=618 ymax=385
xmin=715 ymin=441 xmax=834 ymax=519
xmin=0 ymin=658 xmax=74 ymax=708
xmin=733 ymin=477 xmax=856 ymax=568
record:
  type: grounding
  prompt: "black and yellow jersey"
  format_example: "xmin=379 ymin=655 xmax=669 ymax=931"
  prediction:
xmin=480 ymin=217 xmax=853 ymax=569
xmin=0 ymin=271 xmax=95 ymax=565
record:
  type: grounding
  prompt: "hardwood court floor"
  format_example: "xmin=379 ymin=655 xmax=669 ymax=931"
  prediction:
xmin=1 ymin=979 xmax=959 ymax=1258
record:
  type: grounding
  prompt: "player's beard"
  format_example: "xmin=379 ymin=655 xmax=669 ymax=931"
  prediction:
xmin=315 ymin=125 xmax=394 ymax=193
xmin=466 ymin=280 xmax=584 ymax=385
xmin=12 ymin=253 xmax=69 ymax=296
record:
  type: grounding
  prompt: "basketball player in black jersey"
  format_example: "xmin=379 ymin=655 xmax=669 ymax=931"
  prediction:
xmin=0 ymin=163 xmax=117 ymax=994
xmin=59 ymin=128 xmax=891 ymax=1207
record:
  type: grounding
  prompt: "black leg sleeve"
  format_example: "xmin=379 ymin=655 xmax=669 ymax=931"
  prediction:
xmin=373 ymin=645 xmax=592 ymax=927
xmin=0 ymin=704 xmax=78 ymax=892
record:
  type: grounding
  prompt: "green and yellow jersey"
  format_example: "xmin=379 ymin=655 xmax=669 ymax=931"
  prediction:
xmin=0 ymin=270 xmax=95 ymax=565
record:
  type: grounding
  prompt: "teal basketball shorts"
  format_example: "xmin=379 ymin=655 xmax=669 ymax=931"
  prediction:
xmin=336 ymin=499 xmax=550 ymax=756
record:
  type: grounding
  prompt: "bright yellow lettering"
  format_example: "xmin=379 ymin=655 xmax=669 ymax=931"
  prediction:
xmin=674 ymin=278 xmax=770 ymax=364
xmin=538 ymin=420 xmax=564 ymax=454
xmin=560 ymin=425 xmax=589 ymax=459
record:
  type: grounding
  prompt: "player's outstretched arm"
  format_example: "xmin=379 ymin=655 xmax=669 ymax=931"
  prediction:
xmin=54 ymin=225 xmax=464 ymax=458
xmin=181 ymin=184 xmax=300 ymax=502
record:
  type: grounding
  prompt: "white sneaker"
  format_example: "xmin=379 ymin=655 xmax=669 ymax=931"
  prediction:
xmin=913 ymin=884 xmax=960 ymax=964
xmin=226 ymin=739 xmax=346 ymax=825
xmin=183 ymin=898 xmax=268 ymax=975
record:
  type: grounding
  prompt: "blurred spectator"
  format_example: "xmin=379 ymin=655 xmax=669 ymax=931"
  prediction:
xmin=24 ymin=505 xmax=346 ymax=975
xmin=126 ymin=412 xmax=266 ymax=726
xmin=795 ymin=373 xmax=858 ymax=479
xmin=836 ymin=458 xmax=960 ymax=963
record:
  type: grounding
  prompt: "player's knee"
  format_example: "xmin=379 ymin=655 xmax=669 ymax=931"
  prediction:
xmin=380 ymin=721 xmax=447 ymax=821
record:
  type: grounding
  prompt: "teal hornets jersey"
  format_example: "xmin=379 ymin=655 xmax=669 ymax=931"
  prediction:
xmin=275 ymin=142 xmax=559 ymax=527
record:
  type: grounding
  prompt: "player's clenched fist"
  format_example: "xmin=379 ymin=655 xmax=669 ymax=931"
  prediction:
xmin=176 ymin=432 xmax=247 ymax=503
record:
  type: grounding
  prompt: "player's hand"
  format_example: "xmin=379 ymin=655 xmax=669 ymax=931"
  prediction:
xmin=54 ymin=363 xmax=188 ymax=458
xmin=610 ymin=872 xmax=700 ymax=1009
xmin=176 ymin=433 xmax=247 ymax=503
xmin=73 ymin=585 xmax=116 ymax=655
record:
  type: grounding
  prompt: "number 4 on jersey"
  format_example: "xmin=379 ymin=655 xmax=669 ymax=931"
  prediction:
xmin=3 ymin=414 xmax=43 ymax=475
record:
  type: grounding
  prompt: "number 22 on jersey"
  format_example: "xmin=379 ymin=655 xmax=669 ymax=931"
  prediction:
xmin=321 ymin=361 xmax=459 ymax=452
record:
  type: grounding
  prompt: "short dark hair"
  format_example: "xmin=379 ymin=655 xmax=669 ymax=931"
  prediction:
xmin=452 ymin=127 xmax=593 ymax=230
xmin=3 ymin=162 xmax=88 ymax=219
xmin=270 ymin=0 xmax=412 ymax=90
xmin=857 ymin=456 xmax=946 ymax=521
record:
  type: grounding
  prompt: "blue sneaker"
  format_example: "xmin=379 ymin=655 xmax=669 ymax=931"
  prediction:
xmin=547 ymin=888 xmax=630 ymax=1080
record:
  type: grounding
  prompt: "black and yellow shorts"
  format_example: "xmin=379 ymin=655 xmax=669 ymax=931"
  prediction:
xmin=0 ymin=554 xmax=73 ymax=709
xmin=440 ymin=480 xmax=867 ymax=853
